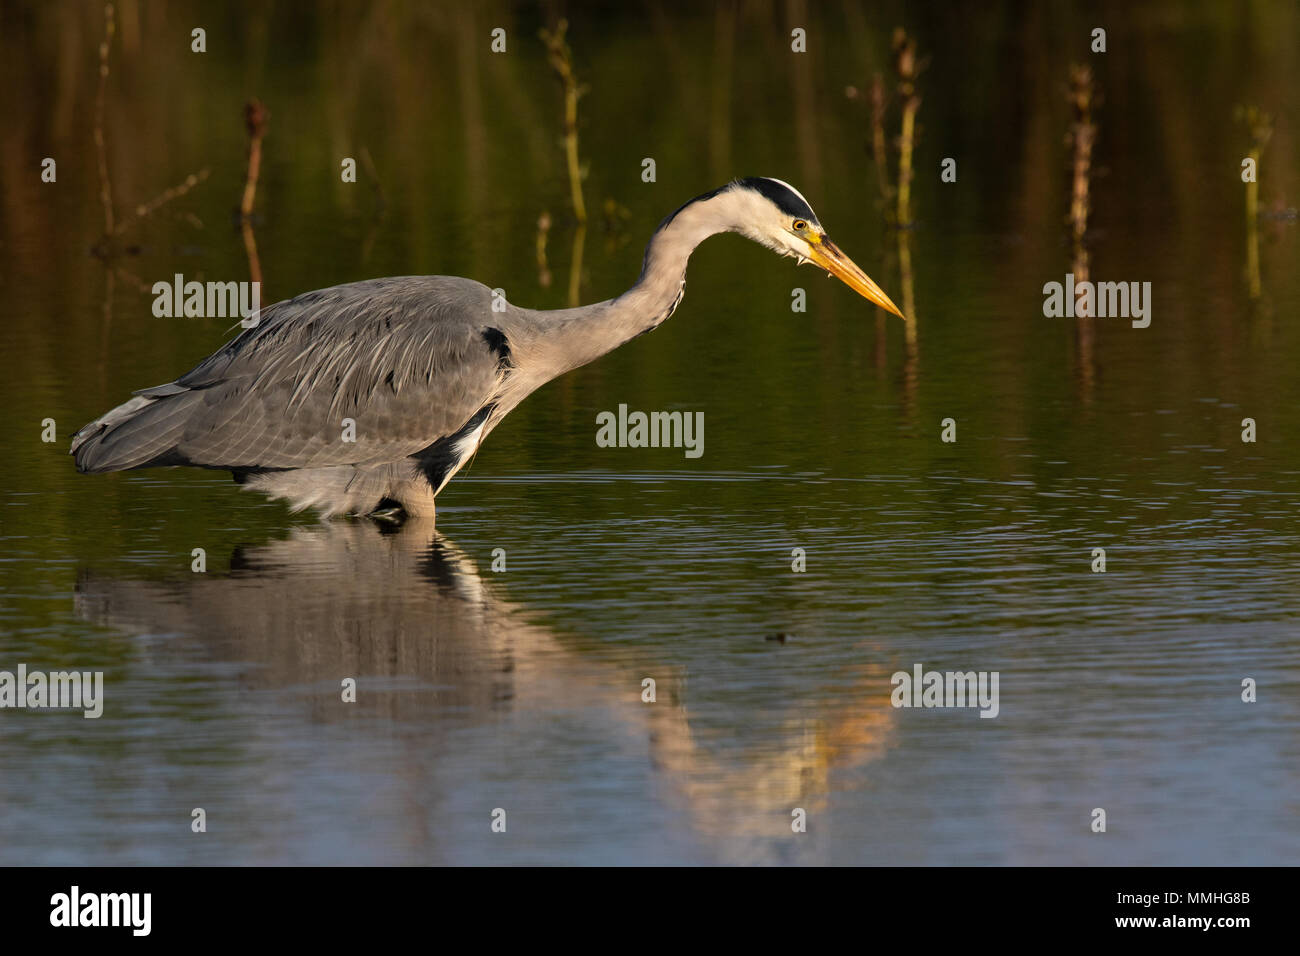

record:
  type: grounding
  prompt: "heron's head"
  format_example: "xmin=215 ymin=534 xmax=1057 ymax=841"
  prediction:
xmin=718 ymin=177 xmax=904 ymax=318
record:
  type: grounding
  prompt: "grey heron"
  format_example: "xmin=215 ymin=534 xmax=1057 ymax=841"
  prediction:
xmin=72 ymin=177 xmax=903 ymax=518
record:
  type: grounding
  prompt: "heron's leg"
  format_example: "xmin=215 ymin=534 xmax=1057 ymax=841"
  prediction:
xmin=387 ymin=478 xmax=438 ymax=519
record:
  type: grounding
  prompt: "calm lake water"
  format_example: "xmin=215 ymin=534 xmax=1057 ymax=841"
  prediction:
xmin=1 ymin=1 xmax=1298 ymax=864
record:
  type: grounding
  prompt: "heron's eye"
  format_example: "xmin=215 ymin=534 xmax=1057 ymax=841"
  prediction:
xmin=793 ymin=219 xmax=808 ymax=232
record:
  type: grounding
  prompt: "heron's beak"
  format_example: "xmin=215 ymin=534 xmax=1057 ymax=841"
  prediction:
xmin=808 ymin=236 xmax=905 ymax=318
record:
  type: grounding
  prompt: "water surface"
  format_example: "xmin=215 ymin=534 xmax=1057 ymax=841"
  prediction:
xmin=1 ymin=1 xmax=1298 ymax=865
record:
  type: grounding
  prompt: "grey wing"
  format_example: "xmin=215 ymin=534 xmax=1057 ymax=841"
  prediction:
xmin=72 ymin=276 xmax=508 ymax=474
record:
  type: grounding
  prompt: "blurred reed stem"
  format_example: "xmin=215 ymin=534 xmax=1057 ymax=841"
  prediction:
xmin=893 ymin=29 xmax=921 ymax=230
xmin=869 ymin=74 xmax=891 ymax=203
xmin=1067 ymin=64 xmax=1098 ymax=397
xmin=541 ymin=20 xmax=587 ymax=226
xmin=1066 ymin=64 xmax=1096 ymax=285
xmin=1238 ymin=106 xmax=1273 ymax=299
xmin=93 ymin=2 xmax=116 ymax=238
xmin=241 ymin=99 xmax=269 ymax=219
xmin=536 ymin=211 xmax=552 ymax=288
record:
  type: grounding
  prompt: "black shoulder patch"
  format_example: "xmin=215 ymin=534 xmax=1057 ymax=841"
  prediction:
xmin=482 ymin=328 xmax=512 ymax=370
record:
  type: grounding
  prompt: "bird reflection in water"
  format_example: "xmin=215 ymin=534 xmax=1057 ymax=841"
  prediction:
xmin=75 ymin=519 xmax=895 ymax=864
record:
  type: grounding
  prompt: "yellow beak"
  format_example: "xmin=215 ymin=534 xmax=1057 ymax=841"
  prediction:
xmin=808 ymin=236 xmax=905 ymax=319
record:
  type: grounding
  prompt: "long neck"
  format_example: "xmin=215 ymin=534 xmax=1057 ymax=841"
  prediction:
xmin=496 ymin=189 xmax=759 ymax=408
xmin=614 ymin=196 xmax=733 ymax=333
xmin=520 ymin=194 xmax=735 ymax=379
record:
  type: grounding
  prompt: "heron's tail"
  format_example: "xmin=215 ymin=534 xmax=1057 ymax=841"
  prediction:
xmin=70 ymin=384 xmax=197 ymax=473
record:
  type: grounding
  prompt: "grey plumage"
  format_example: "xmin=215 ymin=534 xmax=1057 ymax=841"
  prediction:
xmin=76 ymin=277 xmax=508 ymax=514
xmin=72 ymin=178 xmax=902 ymax=518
